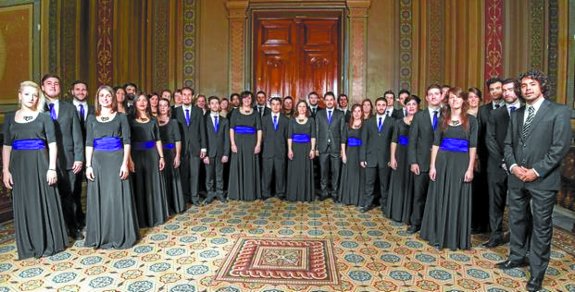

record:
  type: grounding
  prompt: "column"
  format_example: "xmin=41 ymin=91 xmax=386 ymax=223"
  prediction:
xmin=347 ymin=0 xmax=371 ymax=104
xmin=226 ymin=0 xmax=249 ymax=93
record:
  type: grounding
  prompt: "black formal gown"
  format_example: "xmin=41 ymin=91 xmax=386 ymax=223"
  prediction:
xmin=130 ymin=118 xmax=169 ymax=227
xmin=159 ymin=119 xmax=186 ymax=214
xmin=420 ymin=117 xmax=478 ymax=250
xmin=386 ymin=119 xmax=414 ymax=224
xmin=3 ymin=112 xmax=69 ymax=259
xmin=338 ymin=126 xmax=364 ymax=206
xmin=228 ymin=110 xmax=262 ymax=201
xmin=84 ymin=113 xmax=139 ymax=249
xmin=286 ymin=118 xmax=316 ymax=202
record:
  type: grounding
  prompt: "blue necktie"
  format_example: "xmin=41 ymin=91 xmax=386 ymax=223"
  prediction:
xmin=214 ymin=115 xmax=219 ymax=133
xmin=327 ymin=110 xmax=332 ymax=125
xmin=432 ymin=111 xmax=438 ymax=130
xmin=509 ymin=106 xmax=516 ymax=113
xmin=273 ymin=115 xmax=278 ymax=131
xmin=378 ymin=116 xmax=383 ymax=132
xmin=79 ymin=104 xmax=85 ymax=123
xmin=185 ymin=109 xmax=190 ymax=126
xmin=49 ymin=103 xmax=57 ymax=120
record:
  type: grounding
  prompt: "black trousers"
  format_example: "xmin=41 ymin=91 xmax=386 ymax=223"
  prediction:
xmin=319 ymin=151 xmax=341 ymax=197
xmin=57 ymin=168 xmax=85 ymax=232
xmin=363 ymin=165 xmax=390 ymax=208
xmin=487 ymin=169 xmax=508 ymax=240
xmin=508 ymin=183 xmax=547 ymax=280
xmin=409 ymin=171 xmax=429 ymax=227
xmin=180 ymin=153 xmax=202 ymax=203
xmin=262 ymin=157 xmax=286 ymax=198
xmin=204 ymin=156 xmax=225 ymax=200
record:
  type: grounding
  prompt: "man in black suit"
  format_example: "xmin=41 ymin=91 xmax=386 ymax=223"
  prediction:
xmin=360 ymin=97 xmax=393 ymax=212
xmin=497 ymin=70 xmax=572 ymax=292
xmin=483 ymin=78 xmax=523 ymax=248
xmin=478 ymin=78 xmax=504 ymax=188
xmin=315 ymin=92 xmax=345 ymax=201
xmin=406 ymin=84 xmax=442 ymax=233
xmin=261 ymin=97 xmax=289 ymax=200
xmin=254 ymin=91 xmax=271 ymax=118
xmin=392 ymin=89 xmax=410 ymax=119
xmin=203 ymin=96 xmax=230 ymax=204
xmin=173 ymin=87 xmax=207 ymax=205
xmin=282 ymin=96 xmax=295 ymax=119
xmin=337 ymin=93 xmax=351 ymax=122
xmin=41 ymin=74 xmax=84 ymax=240
xmin=307 ymin=91 xmax=322 ymax=118
xmin=383 ymin=90 xmax=395 ymax=118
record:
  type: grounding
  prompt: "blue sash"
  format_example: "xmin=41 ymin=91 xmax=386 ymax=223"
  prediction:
xmin=12 ymin=139 xmax=46 ymax=150
xmin=439 ymin=138 xmax=469 ymax=152
xmin=398 ymin=135 xmax=409 ymax=146
xmin=93 ymin=137 xmax=123 ymax=151
xmin=347 ymin=137 xmax=362 ymax=147
xmin=133 ymin=140 xmax=156 ymax=150
xmin=234 ymin=126 xmax=256 ymax=135
xmin=292 ymin=133 xmax=311 ymax=144
xmin=163 ymin=143 xmax=175 ymax=150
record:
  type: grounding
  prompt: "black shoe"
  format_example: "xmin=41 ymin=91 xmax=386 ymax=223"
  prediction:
xmin=71 ymin=229 xmax=84 ymax=240
xmin=526 ymin=276 xmax=543 ymax=292
xmin=359 ymin=205 xmax=373 ymax=213
xmin=495 ymin=259 xmax=529 ymax=270
xmin=219 ymin=197 xmax=227 ymax=203
xmin=203 ymin=197 xmax=214 ymax=205
xmin=191 ymin=200 xmax=201 ymax=207
xmin=482 ymin=238 xmax=505 ymax=248
xmin=407 ymin=225 xmax=420 ymax=234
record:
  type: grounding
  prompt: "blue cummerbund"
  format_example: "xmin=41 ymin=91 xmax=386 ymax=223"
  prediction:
xmin=12 ymin=139 xmax=46 ymax=150
xmin=234 ymin=125 xmax=256 ymax=135
xmin=292 ymin=133 xmax=311 ymax=144
xmin=439 ymin=138 xmax=469 ymax=152
xmin=94 ymin=137 xmax=123 ymax=151
xmin=133 ymin=140 xmax=155 ymax=150
xmin=347 ymin=137 xmax=362 ymax=147
xmin=398 ymin=135 xmax=409 ymax=146
xmin=163 ymin=143 xmax=175 ymax=150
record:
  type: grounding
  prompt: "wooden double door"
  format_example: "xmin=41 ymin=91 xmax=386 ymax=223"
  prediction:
xmin=253 ymin=13 xmax=341 ymax=102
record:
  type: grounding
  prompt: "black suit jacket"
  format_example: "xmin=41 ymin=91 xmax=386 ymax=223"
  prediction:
xmin=261 ymin=113 xmax=289 ymax=159
xmin=477 ymin=103 xmax=497 ymax=169
xmin=254 ymin=105 xmax=271 ymax=118
xmin=307 ymin=105 xmax=323 ymax=118
xmin=486 ymin=105 xmax=519 ymax=173
xmin=72 ymin=102 xmax=95 ymax=143
xmin=407 ymin=109 xmax=439 ymax=172
xmin=205 ymin=114 xmax=230 ymax=158
xmin=392 ymin=108 xmax=406 ymax=119
xmin=315 ymin=108 xmax=345 ymax=153
xmin=51 ymin=101 xmax=84 ymax=169
xmin=360 ymin=115 xmax=393 ymax=167
xmin=173 ymin=106 xmax=207 ymax=157
xmin=504 ymin=99 xmax=572 ymax=190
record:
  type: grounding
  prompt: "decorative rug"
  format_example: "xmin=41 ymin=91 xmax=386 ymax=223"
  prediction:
xmin=215 ymin=237 xmax=339 ymax=285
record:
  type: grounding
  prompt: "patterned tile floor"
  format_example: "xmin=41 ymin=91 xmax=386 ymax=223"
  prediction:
xmin=0 ymin=198 xmax=575 ymax=291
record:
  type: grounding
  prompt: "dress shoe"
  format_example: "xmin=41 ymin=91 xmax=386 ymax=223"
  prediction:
xmin=359 ymin=205 xmax=374 ymax=213
xmin=482 ymin=238 xmax=505 ymax=248
xmin=495 ymin=259 xmax=529 ymax=270
xmin=526 ymin=276 xmax=543 ymax=292
xmin=71 ymin=229 xmax=84 ymax=240
xmin=191 ymin=201 xmax=201 ymax=207
xmin=406 ymin=225 xmax=420 ymax=234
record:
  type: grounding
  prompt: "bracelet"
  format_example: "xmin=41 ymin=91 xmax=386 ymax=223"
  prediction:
xmin=48 ymin=168 xmax=56 ymax=171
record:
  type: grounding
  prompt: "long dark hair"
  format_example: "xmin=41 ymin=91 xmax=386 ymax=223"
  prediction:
xmin=134 ymin=93 xmax=152 ymax=119
xmin=348 ymin=104 xmax=363 ymax=128
xmin=440 ymin=87 xmax=469 ymax=131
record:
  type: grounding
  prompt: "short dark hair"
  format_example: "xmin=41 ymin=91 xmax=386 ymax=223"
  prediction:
xmin=70 ymin=80 xmax=87 ymax=89
xmin=383 ymin=90 xmax=395 ymax=98
xmin=375 ymin=97 xmax=387 ymax=105
xmin=337 ymin=93 xmax=348 ymax=103
xmin=518 ymin=69 xmax=548 ymax=95
xmin=501 ymin=78 xmax=521 ymax=97
xmin=181 ymin=87 xmax=194 ymax=95
xmin=270 ymin=97 xmax=282 ymax=104
xmin=283 ymin=96 xmax=293 ymax=101
xmin=398 ymin=89 xmax=410 ymax=97
xmin=308 ymin=91 xmax=319 ymax=98
xmin=229 ymin=93 xmax=240 ymax=99
xmin=324 ymin=91 xmax=335 ymax=99
xmin=486 ymin=77 xmax=503 ymax=88
xmin=41 ymin=74 xmax=61 ymax=85
xmin=256 ymin=91 xmax=266 ymax=97
xmin=208 ymin=95 xmax=220 ymax=103
xmin=123 ymin=82 xmax=138 ymax=90
xmin=426 ymin=84 xmax=442 ymax=95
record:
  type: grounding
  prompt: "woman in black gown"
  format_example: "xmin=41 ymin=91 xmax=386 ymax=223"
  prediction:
xmin=84 ymin=85 xmax=139 ymax=249
xmin=420 ymin=87 xmax=478 ymax=250
xmin=338 ymin=104 xmax=364 ymax=206
xmin=3 ymin=81 xmax=68 ymax=259
xmin=228 ymin=91 xmax=262 ymax=201
xmin=386 ymin=96 xmax=420 ymax=223
xmin=286 ymin=100 xmax=316 ymax=202
xmin=157 ymin=98 xmax=185 ymax=214
xmin=129 ymin=93 xmax=169 ymax=227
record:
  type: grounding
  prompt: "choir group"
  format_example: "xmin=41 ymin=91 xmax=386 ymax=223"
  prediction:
xmin=2 ymin=69 xmax=571 ymax=291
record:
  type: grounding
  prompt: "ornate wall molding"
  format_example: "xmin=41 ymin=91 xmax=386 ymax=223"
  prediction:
xmin=183 ymin=0 xmax=197 ymax=89
xmin=398 ymin=0 xmax=412 ymax=91
xmin=153 ymin=1 xmax=169 ymax=92
xmin=347 ymin=0 xmax=370 ymax=103
xmin=226 ymin=0 xmax=248 ymax=93
xmin=60 ymin=0 xmax=77 ymax=89
xmin=484 ymin=0 xmax=504 ymax=91
xmin=48 ymin=0 xmax=58 ymax=74
xmin=96 ymin=0 xmax=113 ymax=86
xmin=529 ymin=0 xmax=545 ymax=71
xmin=547 ymin=0 xmax=559 ymax=100
xmin=425 ymin=0 xmax=444 ymax=85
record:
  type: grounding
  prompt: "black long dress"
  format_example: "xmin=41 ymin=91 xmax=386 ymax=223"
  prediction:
xmin=159 ymin=119 xmax=185 ymax=214
xmin=3 ymin=112 xmax=69 ymax=259
xmin=420 ymin=116 xmax=478 ymax=250
xmin=286 ymin=117 xmax=316 ymax=202
xmin=386 ymin=119 xmax=414 ymax=223
xmin=337 ymin=126 xmax=364 ymax=206
xmin=228 ymin=110 xmax=262 ymax=201
xmin=84 ymin=113 xmax=139 ymax=249
xmin=471 ymin=112 xmax=490 ymax=233
xmin=130 ymin=118 xmax=169 ymax=227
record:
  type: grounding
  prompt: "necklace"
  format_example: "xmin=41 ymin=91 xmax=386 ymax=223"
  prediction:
xmin=451 ymin=120 xmax=460 ymax=126
xmin=101 ymin=116 xmax=110 ymax=121
xmin=23 ymin=115 xmax=33 ymax=121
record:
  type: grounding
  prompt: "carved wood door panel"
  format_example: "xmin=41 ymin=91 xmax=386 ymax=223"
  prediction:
xmin=254 ymin=15 xmax=340 ymax=101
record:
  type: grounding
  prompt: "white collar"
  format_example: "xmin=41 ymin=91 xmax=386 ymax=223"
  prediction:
xmin=526 ymin=97 xmax=545 ymax=112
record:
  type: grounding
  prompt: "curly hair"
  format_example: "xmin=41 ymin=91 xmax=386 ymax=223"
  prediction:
xmin=518 ymin=69 xmax=548 ymax=95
